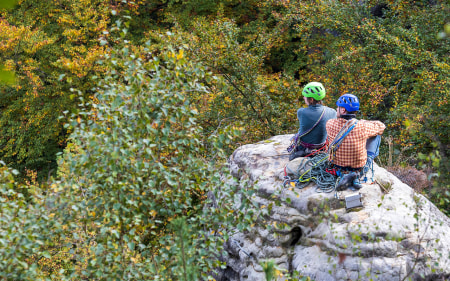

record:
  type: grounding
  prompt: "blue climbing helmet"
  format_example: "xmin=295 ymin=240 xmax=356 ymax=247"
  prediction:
xmin=336 ymin=94 xmax=360 ymax=112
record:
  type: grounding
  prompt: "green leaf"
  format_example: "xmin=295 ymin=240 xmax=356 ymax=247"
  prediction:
xmin=0 ymin=0 xmax=17 ymax=9
xmin=0 ymin=65 xmax=15 ymax=84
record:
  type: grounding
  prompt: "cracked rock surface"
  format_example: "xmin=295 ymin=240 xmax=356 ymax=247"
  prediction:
xmin=217 ymin=135 xmax=450 ymax=281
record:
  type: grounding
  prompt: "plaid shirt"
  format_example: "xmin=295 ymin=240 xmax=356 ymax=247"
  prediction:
xmin=326 ymin=118 xmax=386 ymax=168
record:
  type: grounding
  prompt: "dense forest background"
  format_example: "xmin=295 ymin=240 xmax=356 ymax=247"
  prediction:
xmin=0 ymin=0 xmax=449 ymax=279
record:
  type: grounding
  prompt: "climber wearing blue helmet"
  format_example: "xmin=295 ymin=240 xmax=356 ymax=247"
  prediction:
xmin=326 ymin=93 xmax=385 ymax=190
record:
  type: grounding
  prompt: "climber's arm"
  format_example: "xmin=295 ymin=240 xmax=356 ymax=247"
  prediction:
xmin=363 ymin=120 xmax=386 ymax=138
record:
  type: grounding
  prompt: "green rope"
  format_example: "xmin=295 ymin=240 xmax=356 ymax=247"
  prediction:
xmin=296 ymin=153 xmax=338 ymax=192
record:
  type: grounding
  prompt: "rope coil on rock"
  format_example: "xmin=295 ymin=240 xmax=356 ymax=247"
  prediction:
xmin=283 ymin=154 xmax=376 ymax=195
xmin=283 ymin=153 xmax=338 ymax=191
xmin=295 ymin=153 xmax=338 ymax=192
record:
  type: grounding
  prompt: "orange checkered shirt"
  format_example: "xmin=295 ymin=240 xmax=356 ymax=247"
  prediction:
xmin=326 ymin=118 xmax=386 ymax=168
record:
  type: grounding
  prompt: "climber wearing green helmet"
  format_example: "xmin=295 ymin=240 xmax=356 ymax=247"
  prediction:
xmin=288 ymin=82 xmax=337 ymax=161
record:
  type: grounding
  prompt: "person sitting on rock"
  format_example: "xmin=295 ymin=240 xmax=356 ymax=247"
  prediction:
xmin=326 ymin=93 xmax=385 ymax=190
xmin=288 ymin=82 xmax=337 ymax=161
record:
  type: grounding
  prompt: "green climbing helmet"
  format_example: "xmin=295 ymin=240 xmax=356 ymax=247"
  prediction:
xmin=302 ymin=82 xmax=326 ymax=101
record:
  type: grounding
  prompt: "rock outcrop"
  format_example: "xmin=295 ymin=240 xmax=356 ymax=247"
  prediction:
xmin=218 ymin=135 xmax=450 ymax=281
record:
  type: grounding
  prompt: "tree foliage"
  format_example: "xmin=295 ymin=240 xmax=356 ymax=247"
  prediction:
xmin=0 ymin=0 xmax=449 ymax=277
xmin=49 ymin=30 xmax=258 ymax=279
xmin=0 ymin=0 xmax=110 ymax=177
xmin=0 ymin=163 xmax=55 ymax=279
xmin=2 ymin=0 xmax=445 ymax=184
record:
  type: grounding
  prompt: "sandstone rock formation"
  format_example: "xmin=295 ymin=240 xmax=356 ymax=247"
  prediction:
xmin=218 ymin=135 xmax=450 ymax=281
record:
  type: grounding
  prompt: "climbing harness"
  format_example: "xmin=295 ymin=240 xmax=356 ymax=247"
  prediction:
xmin=299 ymin=139 xmax=327 ymax=150
xmin=304 ymin=141 xmax=328 ymax=157
xmin=287 ymin=108 xmax=326 ymax=153
xmin=329 ymin=157 xmax=375 ymax=184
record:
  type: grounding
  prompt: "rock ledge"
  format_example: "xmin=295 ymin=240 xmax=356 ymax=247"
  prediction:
xmin=219 ymin=135 xmax=450 ymax=281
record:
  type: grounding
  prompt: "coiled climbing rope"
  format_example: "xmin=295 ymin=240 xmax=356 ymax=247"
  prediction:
xmin=283 ymin=152 xmax=375 ymax=194
xmin=284 ymin=153 xmax=339 ymax=193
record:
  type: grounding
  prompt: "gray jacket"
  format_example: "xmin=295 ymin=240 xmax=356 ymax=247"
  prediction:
xmin=296 ymin=104 xmax=337 ymax=145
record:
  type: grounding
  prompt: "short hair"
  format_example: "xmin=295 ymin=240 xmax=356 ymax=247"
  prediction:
xmin=306 ymin=97 xmax=323 ymax=105
xmin=342 ymin=108 xmax=358 ymax=114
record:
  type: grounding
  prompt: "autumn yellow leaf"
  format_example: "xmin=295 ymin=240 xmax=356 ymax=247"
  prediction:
xmin=177 ymin=49 xmax=184 ymax=60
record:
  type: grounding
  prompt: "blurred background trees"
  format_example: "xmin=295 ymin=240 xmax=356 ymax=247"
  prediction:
xmin=0 ymin=0 xmax=448 ymax=277
xmin=1 ymin=0 xmax=448 ymax=179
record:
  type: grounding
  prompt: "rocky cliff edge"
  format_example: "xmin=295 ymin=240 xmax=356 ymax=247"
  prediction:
xmin=218 ymin=135 xmax=450 ymax=281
